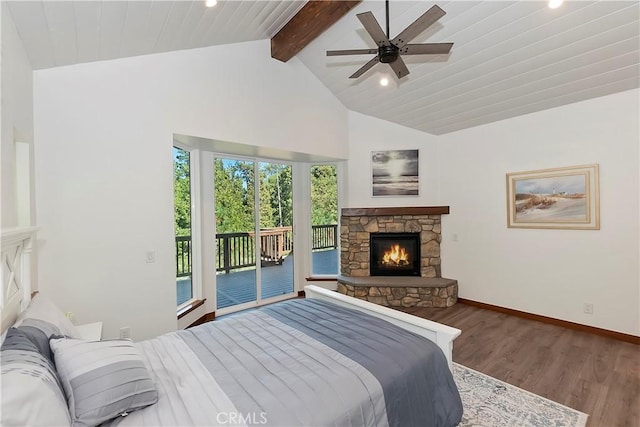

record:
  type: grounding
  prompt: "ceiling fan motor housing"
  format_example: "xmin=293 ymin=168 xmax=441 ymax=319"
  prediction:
xmin=379 ymin=45 xmax=399 ymax=63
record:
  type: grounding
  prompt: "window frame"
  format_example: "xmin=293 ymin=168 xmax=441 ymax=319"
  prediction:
xmin=173 ymin=143 xmax=202 ymax=312
xmin=173 ymin=133 xmax=346 ymax=314
xmin=308 ymin=161 xmax=343 ymax=279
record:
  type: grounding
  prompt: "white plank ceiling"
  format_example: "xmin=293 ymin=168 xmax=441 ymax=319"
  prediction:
xmin=5 ymin=0 xmax=639 ymax=135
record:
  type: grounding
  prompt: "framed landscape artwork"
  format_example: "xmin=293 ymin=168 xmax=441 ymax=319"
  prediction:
xmin=506 ymin=164 xmax=599 ymax=229
xmin=371 ymin=149 xmax=419 ymax=196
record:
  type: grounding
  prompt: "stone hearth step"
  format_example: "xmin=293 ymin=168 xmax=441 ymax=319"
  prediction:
xmin=337 ymin=275 xmax=456 ymax=288
xmin=336 ymin=275 xmax=458 ymax=308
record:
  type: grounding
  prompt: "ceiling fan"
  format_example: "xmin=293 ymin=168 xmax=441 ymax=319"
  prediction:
xmin=327 ymin=1 xmax=453 ymax=79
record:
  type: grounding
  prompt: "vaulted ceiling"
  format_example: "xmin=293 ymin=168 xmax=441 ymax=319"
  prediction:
xmin=5 ymin=0 xmax=639 ymax=135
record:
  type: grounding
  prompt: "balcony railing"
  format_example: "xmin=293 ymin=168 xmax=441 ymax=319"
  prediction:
xmin=175 ymin=224 xmax=337 ymax=277
xmin=312 ymin=224 xmax=338 ymax=250
xmin=176 ymin=236 xmax=192 ymax=278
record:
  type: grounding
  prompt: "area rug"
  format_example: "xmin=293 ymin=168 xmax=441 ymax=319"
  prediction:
xmin=453 ymin=363 xmax=588 ymax=427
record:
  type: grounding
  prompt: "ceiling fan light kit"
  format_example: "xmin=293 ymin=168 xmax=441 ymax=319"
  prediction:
xmin=327 ymin=1 xmax=453 ymax=80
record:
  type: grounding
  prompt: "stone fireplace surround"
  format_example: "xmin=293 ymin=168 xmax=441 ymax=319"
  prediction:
xmin=337 ymin=206 xmax=458 ymax=308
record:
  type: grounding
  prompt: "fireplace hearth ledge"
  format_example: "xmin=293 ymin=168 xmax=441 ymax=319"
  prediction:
xmin=337 ymin=275 xmax=456 ymax=288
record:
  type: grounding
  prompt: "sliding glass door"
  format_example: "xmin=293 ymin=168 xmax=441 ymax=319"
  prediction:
xmin=214 ymin=158 xmax=257 ymax=310
xmin=259 ymin=162 xmax=293 ymax=300
xmin=214 ymin=157 xmax=293 ymax=312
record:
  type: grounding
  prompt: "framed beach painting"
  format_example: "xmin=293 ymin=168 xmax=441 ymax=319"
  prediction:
xmin=371 ymin=149 xmax=419 ymax=196
xmin=506 ymin=164 xmax=599 ymax=229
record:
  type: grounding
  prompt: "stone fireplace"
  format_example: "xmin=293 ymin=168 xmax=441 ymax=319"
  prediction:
xmin=337 ymin=206 xmax=458 ymax=308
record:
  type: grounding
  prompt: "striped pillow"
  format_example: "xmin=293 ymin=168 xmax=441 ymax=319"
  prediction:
xmin=49 ymin=338 xmax=158 ymax=427
xmin=1 ymin=327 xmax=71 ymax=426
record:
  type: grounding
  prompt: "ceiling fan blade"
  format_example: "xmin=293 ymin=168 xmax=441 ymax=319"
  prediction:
xmin=391 ymin=5 xmax=446 ymax=49
xmin=349 ymin=56 xmax=380 ymax=78
xmin=388 ymin=56 xmax=410 ymax=79
xmin=357 ymin=11 xmax=391 ymax=47
xmin=327 ymin=48 xmax=378 ymax=56
xmin=400 ymin=43 xmax=453 ymax=55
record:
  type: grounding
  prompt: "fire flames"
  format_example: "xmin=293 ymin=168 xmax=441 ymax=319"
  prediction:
xmin=381 ymin=244 xmax=410 ymax=266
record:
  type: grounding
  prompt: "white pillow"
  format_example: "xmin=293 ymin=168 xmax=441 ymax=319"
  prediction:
xmin=1 ymin=364 xmax=71 ymax=426
xmin=1 ymin=328 xmax=71 ymax=426
xmin=14 ymin=294 xmax=80 ymax=338
xmin=50 ymin=338 xmax=158 ymax=427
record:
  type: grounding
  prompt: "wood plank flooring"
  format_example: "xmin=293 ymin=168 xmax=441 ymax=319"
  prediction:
xmin=397 ymin=303 xmax=639 ymax=427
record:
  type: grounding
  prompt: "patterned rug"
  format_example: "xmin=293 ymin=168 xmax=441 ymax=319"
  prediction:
xmin=453 ymin=363 xmax=588 ymax=427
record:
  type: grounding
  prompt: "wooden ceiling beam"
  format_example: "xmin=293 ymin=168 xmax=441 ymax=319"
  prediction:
xmin=271 ymin=0 xmax=361 ymax=62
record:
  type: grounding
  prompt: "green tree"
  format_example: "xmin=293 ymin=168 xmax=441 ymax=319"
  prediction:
xmin=174 ymin=148 xmax=191 ymax=236
xmin=178 ymin=158 xmax=335 ymax=233
xmin=214 ymin=159 xmax=255 ymax=233
xmin=259 ymin=167 xmax=274 ymax=229
xmin=261 ymin=163 xmax=292 ymax=228
xmin=311 ymin=165 xmax=338 ymax=225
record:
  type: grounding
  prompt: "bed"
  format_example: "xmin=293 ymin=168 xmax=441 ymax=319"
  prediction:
xmin=1 ymin=227 xmax=463 ymax=427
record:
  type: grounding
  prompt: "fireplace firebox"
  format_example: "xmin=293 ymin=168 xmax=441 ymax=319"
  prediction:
xmin=370 ymin=232 xmax=421 ymax=276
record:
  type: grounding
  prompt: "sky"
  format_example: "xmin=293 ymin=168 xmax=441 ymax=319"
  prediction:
xmin=372 ymin=150 xmax=419 ymax=177
xmin=515 ymin=174 xmax=586 ymax=195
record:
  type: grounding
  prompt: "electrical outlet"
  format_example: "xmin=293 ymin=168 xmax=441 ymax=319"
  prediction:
xmin=145 ymin=251 xmax=156 ymax=263
xmin=583 ymin=303 xmax=594 ymax=314
xmin=119 ymin=326 xmax=131 ymax=339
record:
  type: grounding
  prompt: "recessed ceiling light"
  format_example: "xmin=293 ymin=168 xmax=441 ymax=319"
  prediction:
xmin=380 ymin=77 xmax=389 ymax=87
xmin=548 ymin=0 xmax=563 ymax=9
xmin=205 ymin=0 xmax=217 ymax=7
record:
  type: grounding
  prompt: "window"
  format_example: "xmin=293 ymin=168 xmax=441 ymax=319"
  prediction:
xmin=310 ymin=164 xmax=339 ymax=275
xmin=174 ymin=146 xmax=193 ymax=306
xmin=173 ymin=133 xmax=343 ymax=315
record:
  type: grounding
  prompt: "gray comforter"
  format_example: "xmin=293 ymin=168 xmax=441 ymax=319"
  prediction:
xmin=115 ymin=298 xmax=463 ymax=427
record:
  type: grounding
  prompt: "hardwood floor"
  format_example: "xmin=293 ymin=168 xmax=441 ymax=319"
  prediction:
xmin=397 ymin=303 xmax=639 ymax=427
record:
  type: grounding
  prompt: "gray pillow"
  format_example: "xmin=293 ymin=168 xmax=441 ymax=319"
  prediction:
xmin=49 ymin=338 xmax=158 ymax=427
xmin=11 ymin=318 xmax=62 ymax=363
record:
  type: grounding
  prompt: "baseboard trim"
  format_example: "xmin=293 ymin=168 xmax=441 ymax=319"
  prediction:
xmin=457 ymin=298 xmax=640 ymax=345
xmin=305 ymin=276 xmax=337 ymax=282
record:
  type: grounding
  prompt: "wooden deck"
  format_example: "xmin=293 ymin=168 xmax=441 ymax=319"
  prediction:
xmin=177 ymin=249 xmax=338 ymax=308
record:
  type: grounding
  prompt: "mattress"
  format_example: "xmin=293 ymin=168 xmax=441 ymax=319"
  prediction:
xmin=110 ymin=298 xmax=463 ymax=427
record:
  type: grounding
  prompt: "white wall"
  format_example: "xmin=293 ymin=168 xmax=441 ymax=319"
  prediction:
xmin=438 ymin=89 xmax=640 ymax=336
xmin=346 ymin=111 xmax=440 ymax=207
xmin=1 ymin=5 xmax=33 ymax=228
xmin=33 ymin=40 xmax=348 ymax=340
xmin=28 ymin=30 xmax=639 ymax=338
